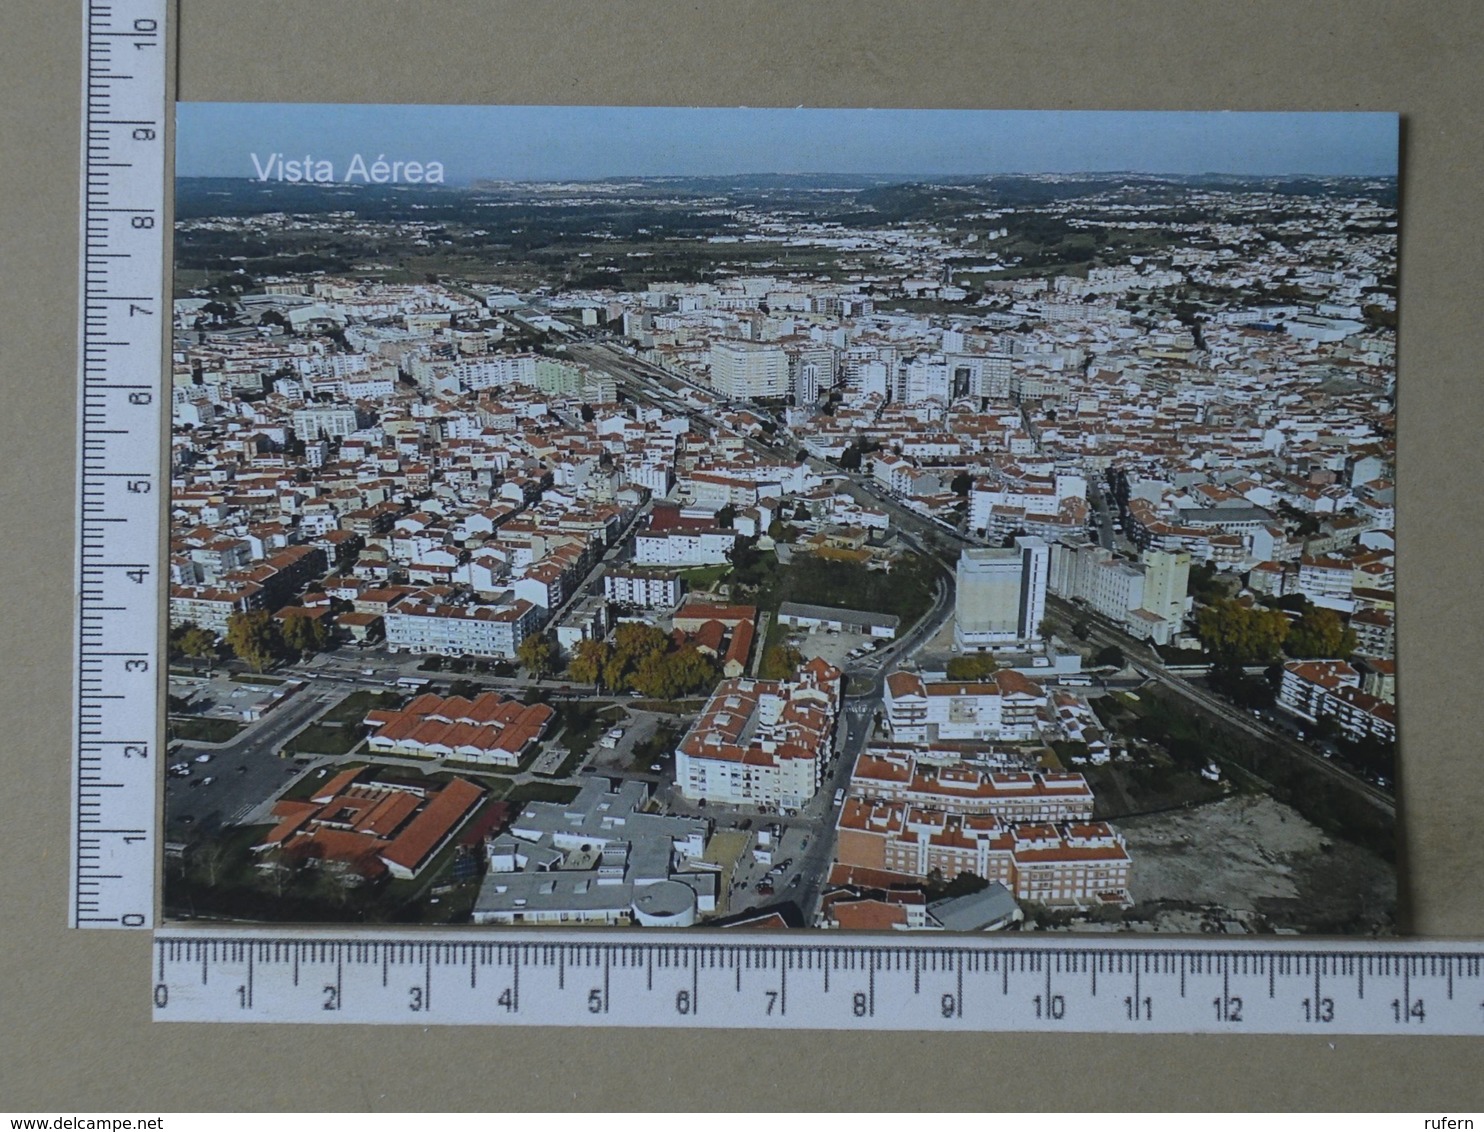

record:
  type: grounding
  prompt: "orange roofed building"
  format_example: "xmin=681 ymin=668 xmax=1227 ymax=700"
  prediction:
xmin=834 ymin=797 xmax=1131 ymax=908
xmin=848 ymin=746 xmax=1095 ymax=823
xmin=884 ymin=668 xmax=1047 ymax=743
xmin=363 ymin=690 xmax=555 ymax=768
xmin=674 ymin=657 xmax=842 ymax=812
xmin=253 ymin=768 xmax=486 ymax=882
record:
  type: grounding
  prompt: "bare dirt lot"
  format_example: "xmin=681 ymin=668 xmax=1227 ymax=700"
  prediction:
xmin=1118 ymin=793 xmax=1396 ymax=935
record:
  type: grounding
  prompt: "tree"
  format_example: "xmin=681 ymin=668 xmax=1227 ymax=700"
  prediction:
xmin=792 ymin=501 xmax=811 ymax=522
xmin=178 ymin=625 xmax=218 ymax=673
xmin=280 ymin=614 xmax=328 ymax=657
xmin=631 ymin=649 xmax=680 ymax=700
xmin=950 ymin=472 xmax=973 ymax=496
xmin=225 ymin=611 xmax=281 ymax=672
xmin=945 ymin=654 xmax=998 ymax=680
xmin=667 ymin=645 xmax=720 ymax=696
xmin=715 ymin=503 xmax=737 ymax=529
xmin=448 ymin=679 xmax=480 ymax=700
xmin=1284 ymin=605 xmax=1357 ymax=660
xmin=1194 ymin=598 xmax=1289 ymax=664
xmin=759 ymin=644 xmax=803 ymax=680
xmin=766 ymin=518 xmax=799 ymax=543
xmin=568 ymin=639 xmax=610 ymax=687
xmin=1094 ymin=645 xmax=1126 ymax=669
xmin=726 ymin=534 xmax=765 ymax=584
xmin=838 ymin=443 xmax=863 ymax=472
xmin=517 ymin=632 xmax=557 ymax=678
xmin=1186 ymin=561 xmax=1226 ymax=603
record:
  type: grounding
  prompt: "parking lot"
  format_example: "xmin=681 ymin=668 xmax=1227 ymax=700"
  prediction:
xmin=787 ymin=627 xmax=886 ymax=670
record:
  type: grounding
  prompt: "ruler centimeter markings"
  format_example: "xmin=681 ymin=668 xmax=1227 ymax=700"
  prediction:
xmin=72 ymin=0 xmax=169 ymax=929
xmin=150 ymin=931 xmax=1484 ymax=1034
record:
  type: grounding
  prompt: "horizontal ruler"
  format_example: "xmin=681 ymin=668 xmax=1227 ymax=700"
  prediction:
xmin=72 ymin=0 xmax=169 ymax=928
xmin=152 ymin=930 xmax=1484 ymax=1033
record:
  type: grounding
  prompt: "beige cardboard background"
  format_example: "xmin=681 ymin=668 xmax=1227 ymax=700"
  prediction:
xmin=3 ymin=0 xmax=1482 ymax=1111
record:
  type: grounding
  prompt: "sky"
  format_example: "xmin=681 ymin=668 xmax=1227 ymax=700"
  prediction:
xmin=176 ymin=104 xmax=1399 ymax=183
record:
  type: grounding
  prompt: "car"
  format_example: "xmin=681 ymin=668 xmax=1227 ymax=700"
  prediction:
xmin=200 ymin=776 xmax=215 ymax=786
xmin=788 ymin=875 xmax=800 ymax=888
xmin=754 ymin=880 xmax=774 ymax=895
xmin=649 ymin=763 xmax=663 ymax=772
xmin=236 ymin=764 xmax=248 ymax=774
xmin=178 ymin=815 xmax=194 ymax=825
xmin=169 ymin=762 xmax=190 ymax=774
xmin=193 ymin=753 xmax=213 ymax=764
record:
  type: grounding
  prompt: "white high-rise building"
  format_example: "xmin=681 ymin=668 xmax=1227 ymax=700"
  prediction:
xmin=709 ymin=339 xmax=789 ymax=400
xmin=789 ymin=346 xmax=835 ymax=406
xmin=1140 ymin=549 xmax=1190 ymax=625
xmin=954 ymin=536 xmax=1050 ymax=650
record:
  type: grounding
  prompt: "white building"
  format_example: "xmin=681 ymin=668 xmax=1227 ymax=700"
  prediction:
xmin=634 ymin=529 xmax=736 ymax=567
xmin=383 ymin=597 xmax=541 ymax=658
xmin=471 ymin=778 xmax=715 ymax=927
xmin=883 ymin=669 xmax=1047 ymax=743
xmin=604 ymin=568 xmax=686 ymax=609
xmin=954 ymin=537 xmax=1049 ymax=650
xmin=709 ymin=339 xmax=789 ymax=400
xmin=675 ymin=658 xmax=842 ymax=811
xmin=292 ymin=405 xmax=360 ymax=441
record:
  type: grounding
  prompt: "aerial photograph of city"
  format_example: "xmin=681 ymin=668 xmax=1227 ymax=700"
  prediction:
xmin=163 ymin=105 xmax=1398 ymax=936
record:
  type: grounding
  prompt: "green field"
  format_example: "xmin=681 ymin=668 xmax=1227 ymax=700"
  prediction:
xmin=166 ymin=716 xmax=245 ymax=743
xmin=282 ymin=723 xmax=364 ymax=757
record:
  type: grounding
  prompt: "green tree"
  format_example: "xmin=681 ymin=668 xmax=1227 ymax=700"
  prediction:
xmin=178 ymin=625 xmax=218 ymax=673
xmin=1187 ymin=561 xmax=1227 ymax=603
xmin=225 ymin=610 xmax=281 ymax=672
xmin=568 ymin=638 xmax=611 ymax=688
xmin=759 ymin=644 xmax=803 ymax=680
xmin=950 ymin=472 xmax=973 ymax=496
xmin=602 ymin=623 xmax=671 ymax=690
xmin=667 ymin=645 xmax=720 ymax=696
xmin=945 ymin=654 xmax=999 ymax=680
xmin=517 ymin=632 xmax=557 ymax=677
xmin=1195 ymin=598 xmax=1289 ymax=664
xmin=280 ymin=614 xmax=328 ymax=656
xmin=792 ymin=501 xmax=811 ymax=522
xmin=1094 ymin=645 xmax=1126 ymax=669
xmin=715 ymin=503 xmax=737 ymax=529
xmin=767 ymin=519 xmax=799 ymax=543
xmin=1284 ymin=606 xmax=1357 ymax=660
xmin=631 ymin=649 xmax=680 ymax=700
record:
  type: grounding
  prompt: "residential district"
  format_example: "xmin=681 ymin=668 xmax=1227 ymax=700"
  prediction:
xmin=162 ymin=173 xmax=1396 ymax=934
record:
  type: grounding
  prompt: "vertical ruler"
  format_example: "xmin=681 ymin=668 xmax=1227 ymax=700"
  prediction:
xmin=72 ymin=0 xmax=169 ymax=928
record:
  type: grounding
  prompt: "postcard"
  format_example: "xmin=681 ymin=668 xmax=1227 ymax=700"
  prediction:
xmin=163 ymin=104 xmax=1398 ymax=934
